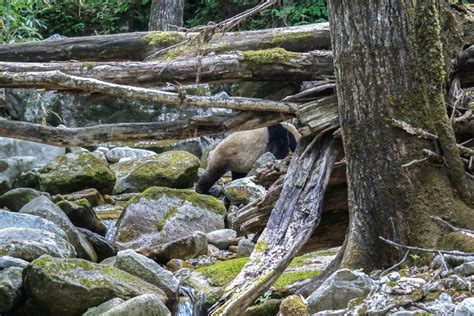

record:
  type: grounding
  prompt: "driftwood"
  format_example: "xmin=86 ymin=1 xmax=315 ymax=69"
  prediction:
xmin=0 ymin=50 xmax=333 ymax=86
xmin=0 ymin=71 xmax=297 ymax=114
xmin=0 ymin=23 xmax=330 ymax=62
xmin=0 ymin=111 xmax=288 ymax=147
xmin=210 ymin=133 xmax=341 ymax=315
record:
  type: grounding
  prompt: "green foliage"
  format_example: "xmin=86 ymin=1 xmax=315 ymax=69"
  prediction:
xmin=184 ymin=0 xmax=328 ymax=30
xmin=0 ymin=0 xmax=45 ymax=43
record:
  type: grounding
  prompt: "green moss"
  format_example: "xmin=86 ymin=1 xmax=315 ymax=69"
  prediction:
xmin=197 ymin=257 xmax=249 ymax=287
xmin=410 ymin=287 xmax=425 ymax=301
xmin=74 ymin=198 xmax=91 ymax=208
xmin=439 ymin=232 xmax=474 ymax=253
xmin=145 ymin=32 xmax=185 ymax=46
xmin=425 ymin=291 xmax=442 ymax=301
xmin=255 ymin=241 xmax=268 ymax=253
xmin=154 ymin=46 xmax=186 ymax=61
xmin=272 ymin=270 xmax=320 ymax=289
xmin=279 ymin=295 xmax=307 ymax=315
xmin=155 ymin=206 xmax=178 ymax=231
xmin=81 ymin=61 xmax=96 ymax=69
xmin=240 ymin=48 xmax=299 ymax=65
xmin=347 ymin=297 xmax=366 ymax=310
xmin=289 ymin=249 xmax=338 ymax=268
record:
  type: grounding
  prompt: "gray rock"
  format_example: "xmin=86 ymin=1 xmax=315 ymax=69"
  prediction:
xmin=23 ymin=255 xmax=168 ymax=315
xmin=83 ymin=298 xmax=125 ymax=316
xmin=0 ymin=157 xmax=37 ymax=194
xmin=111 ymin=151 xmax=200 ymax=194
xmin=391 ymin=311 xmax=430 ymax=316
xmin=77 ymin=228 xmax=117 ymax=262
xmin=279 ymin=295 xmax=308 ymax=316
xmin=36 ymin=151 xmax=116 ymax=194
xmin=0 ymin=188 xmax=49 ymax=211
xmin=0 ymin=228 xmax=76 ymax=261
xmin=223 ymin=178 xmax=266 ymax=205
xmin=102 ymin=294 xmax=170 ymax=316
xmin=0 ymin=256 xmax=28 ymax=269
xmin=206 ymin=229 xmax=237 ymax=249
xmin=106 ymin=147 xmax=157 ymax=163
xmin=307 ymin=269 xmax=375 ymax=313
xmin=177 ymin=269 xmax=223 ymax=313
xmin=116 ymin=137 xmax=206 ymax=158
xmin=115 ymin=249 xmax=179 ymax=301
xmin=0 ymin=136 xmax=64 ymax=165
xmin=0 ymin=267 xmax=23 ymax=313
xmin=20 ymin=196 xmax=97 ymax=262
xmin=57 ymin=199 xmax=106 ymax=236
xmin=454 ymin=261 xmax=474 ymax=276
xmin=237 ymin=238 xmax=255 ymax=257
xmin=0 ymin=211 xmax=68 ymax=241
xmin=454 ymin=297 xmax=474 ymax=316
xmin=114 ymin=187 xmax=225 ymax=251
xmin=247 ymin=152 xmax=276 ymax=177
xmin=424 ymin=293 xmax=455 ymax=315
xmin=146 ymin=231 xmax=208 ymax=263
xmin=441 ymin=274 xmax=469 ymax=291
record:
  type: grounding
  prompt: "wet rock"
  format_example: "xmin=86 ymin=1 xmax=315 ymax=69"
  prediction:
xmin=146 ymin=231 xmax=208 ymax=263
xmin=100 ymin=294 xmax=170 ymax=316
xmin=105 ymin=147 xmax=157 ymax=163
xmin=83 ymin=298 xmax=125 ymax=316
xmin=177 ymin=269 xmax=223 ymax=314
xmin=0 ymin=136 xmax=64 ymax=165
xmin=64 ymin=188 xmax=105 ymax=207
xmin=0 ymin=188 xmax=49 ymax=211
xmin=0 ymin=256 xmax=28 ymax=269
xmin=223 ymin=178 xmax=266 ymax=205
xmin=307 ymin=269 xmax=375 ymax=313
xmin=206 ymin=229 xmax=237 ymax=249
xmin=208 ymin=244 xmax=221 ymax=256
xmin=454 ymin=261 xmax=474 ymax=276
xmin=111 ymin=151 xmax=200 ymax=194
xmin=455 ymin=297 xmax=474 ymax=316
xmin=0 ymin=211 xmax=68 ymax=241
xmin=247 ymin=152 xmax=276 ymax=177
xmin=115 ymin=249 xmax=179 ymax=301
xmin=20 ymin=196 xmax=97 ymax=261
xmin=23 ymin=255 xmax=168 ymax=315
xmin=0 ymin=267 xmax=23 ymax=313
xmin=36 ymin=151 xmax=116 ymax=194
xmin=237 ymin=238 xmax=255 ymax=257
xmin=279 ymin=295 xmax=308 ymax=316
xmin=78 ymin=228 xmax=117 ymax=262
xmin=115 ymin=187 xmax=225 ymax=250
xmin=57 ymin=199 xmax=106 ymax=236
xmin=0 ymin=228 xmax=76 ymax=261
xmin=0 ymin=157 xmax=37 ymax=194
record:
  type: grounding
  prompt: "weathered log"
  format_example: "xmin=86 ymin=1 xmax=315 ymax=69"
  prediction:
xmin=0 ymin=71 xmax=297 ymax=114
xmin=0 ymin=50 xmax=333 ymax=86
xmin=296 ymin=95 xmax=339 ymax=137
xmin=0 ymin=23 xmax=330 ymax=62
xmin=0 ymin=111 xmax=288 ymax=147
xmin=210 ymin=133 xmax=341 ymax=315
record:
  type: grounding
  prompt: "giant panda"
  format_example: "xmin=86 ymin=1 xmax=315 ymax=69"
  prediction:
xmin=195 ymin=123 xmax=300 ymax=194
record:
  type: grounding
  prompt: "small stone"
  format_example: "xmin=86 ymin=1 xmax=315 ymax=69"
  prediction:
xmin=144 ymin=231 xmax=208 ymax=263
xmin=0 ymin=256 xmax=28 ymax=269
xmin=237 ymin=238 xmax=255 ymax=257
xmin=57 ymin=199 xmax=106 ymax=236
xmin=0 ymin=267 xmax=23 ymax=313
xmin=83 ymin=298 xmax=125 ymax=316
xmin=454 ymin=297 xmax=474 ymax=316
xmin=206 ymin=229 xmax=237 ymax=249
xmin=208 ymin=244 xmax=221 ymax=256
xmin=223 ymin=178 xmax=266 ymax=205
xmin=78 ymin=228 xmax=117 ymax=262
xmin=441 ymin=274 xmax=469 ymax=291
xmin=279 ymin=295 xmax=308 ymax=316
xmin=166 ymin=259 xmax=189 ymax=272
xmin=229 ymin=246 xmax=239 ymax=253
xmin=454 ymin=261 xmax=474 ymax=277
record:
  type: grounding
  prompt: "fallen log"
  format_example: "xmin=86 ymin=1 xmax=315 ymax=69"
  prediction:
xmin=0 ymin=71 xmax=297 ymax=114
xmin=0 ymin=49 xmax=333 ymax=86
xmin=210 ymin=132 xmax=341 ymax=315
xmin=0 ymin=23 xmax=330 ymax=62
xmin=0 ymin=111 xmax=289 ymax=147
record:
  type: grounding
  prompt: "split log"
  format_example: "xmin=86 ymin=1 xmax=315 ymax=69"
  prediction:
xmin=0 ymin=23 xmax=330 ymax=62
xmin=210 ymin=132 xmax=341 ymax=315
xmin=0 ymin=111 xmax=288 ymax=147
xmin=0 ymin=50 xmax=333 ymax=86
xmin=0 ymin=71 xmax=297 ymax=114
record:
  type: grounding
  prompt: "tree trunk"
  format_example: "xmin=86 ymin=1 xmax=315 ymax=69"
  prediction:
xmin=148 ymin=0 xmax=184 ymax=31
xmin=328 ymin=0 xmax=474 ymax=270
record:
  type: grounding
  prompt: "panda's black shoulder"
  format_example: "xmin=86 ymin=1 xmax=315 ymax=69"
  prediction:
xmin=265 ymin=124 xmax=297 ymax=159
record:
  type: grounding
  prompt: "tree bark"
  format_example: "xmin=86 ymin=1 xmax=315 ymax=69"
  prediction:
xmin=149 ymin=0 xmax=184 ymax=31
xmin=328 ymin=0 xmax=473 ymax=270
xmin=0 ymin=23 xmax=330 ymax=62
xmin=0 ymin=50 xmax=333 ymax=86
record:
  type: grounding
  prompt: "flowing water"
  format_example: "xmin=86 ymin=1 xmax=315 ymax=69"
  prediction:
xmin=177 ymin=285 xmax=195 ymax=316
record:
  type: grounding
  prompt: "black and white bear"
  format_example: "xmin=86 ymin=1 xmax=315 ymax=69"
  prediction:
xmin=195 ymin=123 xmax=299 ymax=194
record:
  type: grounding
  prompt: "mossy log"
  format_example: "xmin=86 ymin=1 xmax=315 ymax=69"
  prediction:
xmin=0 ymin=23 xmax=330 ymax=62
xmin=0 ymin=49 xmax=333 ymax=86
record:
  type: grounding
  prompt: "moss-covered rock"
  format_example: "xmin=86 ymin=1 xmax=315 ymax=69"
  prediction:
xmin=0 ymin=188 xmax=49 ymax=212
xmin=114 ymin=187 xmax=225 ymax=251
xmin=223 ymin=178 xmax=266 ymax=205
xmin=111 ymin=151 xmax=200 ymax=194
xmin=0 ymin=266 xmax=24 ymax=313
xmin=23 ymin=255 xmax=168 ymax=315
xmin=439 ymin=231 xmax=474 ymax=253
xmin=279 ymin=295 xmax=308 ymax=316
xmin=37 ymin=152 xmax=116 ymax=194
xmin=56 ymin=199 xmax=107 ymax=236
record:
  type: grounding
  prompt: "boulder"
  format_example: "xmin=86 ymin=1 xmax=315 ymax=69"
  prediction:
xmin=0 ymin=211 xmax=68 ymax=241
xmin=0 ymin=188 xmax=49 ymax=211
xmin=23 ymin=255 xmax=168 ymax=315
xmin=307 ymin=269 xmax=375 ymax=313
xmin=0 ymin=157 xmax=37 ymax=194
xmin=0 ymin=256 xmax=28 ymax=269
xmin=20 ymin=196 xmax=97 ymax=261
xmin=145 ymin=231 xmax=208 ymax=263
xmin=0 ymin=267 xmax=24 ymax=313
xmin=83 ymin=298 xmax=125 ymax=316
xmin=36 ymin=151 xmax=116 ymax=194
xmin=115 ymin=250 xmax=179 ymax=301
xmin=114 ymin=187 xmax=225 ymax=251
xmin=279 ymin=295 xmax=308 ymax=316
xmin=57 ymin=199 xmax=107 ymax=236
xmin=99 ymin=294 xmax=170 ymax=316
xmin=105 ymin=147 xmax=157 ymax=163
xmin=0 ymin=136 xmax=64 ymax=165
xmin=117 ymin=138 xmax=206 ymax=158
xmin=0 ymin=228 xmax=76 ymax=261
xmin=455 ymin=297 xmax=474 ymax=316
xmin=111 ymin=151 xmax=200 ymax=194
xmin=78 ymin=228 xmax=117 ymax=262
xmin=206 ymin=229 xmax=237 ymax=249
xmin=223 ymin=178 xmax=266 ymax=205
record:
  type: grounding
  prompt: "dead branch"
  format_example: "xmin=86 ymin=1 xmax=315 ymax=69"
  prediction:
xmin=380 ymin=237 xmax=474 ymax=257
xmin=431 ymin=216 xmax=474 ymax=235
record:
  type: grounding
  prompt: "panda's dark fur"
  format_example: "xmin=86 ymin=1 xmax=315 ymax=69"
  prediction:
xmin=195 ymin=124 xmax=297 ymax=194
